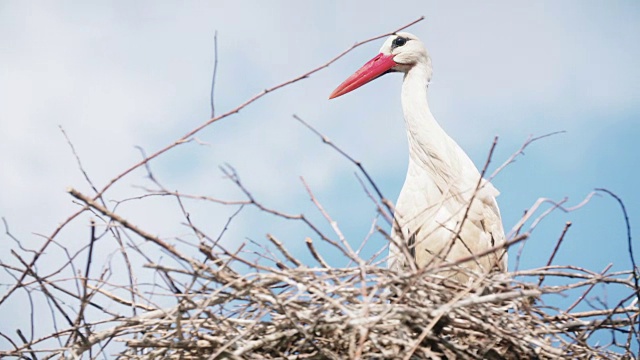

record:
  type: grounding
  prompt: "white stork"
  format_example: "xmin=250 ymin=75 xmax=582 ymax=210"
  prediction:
xmin=330 ymin=32 xmax=507 ymax=282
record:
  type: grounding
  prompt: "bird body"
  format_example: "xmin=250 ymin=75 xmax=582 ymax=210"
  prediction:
xmin=330 ymin=32 xmax=507 ymax=282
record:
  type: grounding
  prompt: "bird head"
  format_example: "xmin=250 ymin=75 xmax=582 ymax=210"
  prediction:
xmin=329 ymin=32 xmax=431 ymax=99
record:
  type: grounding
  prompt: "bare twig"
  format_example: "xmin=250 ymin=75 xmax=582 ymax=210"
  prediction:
xmin=294 ymin=114 xmax=394 ymax=219
xmin=595 ymin=187 xmax=639 ymax=343
xmin=538 ymin=221 xmax=572 ymax=286
xmin=488 ymin=131 xmax=566 ymax=181
xmin=59 ymin=126 xmax=101 ymax=200
xmin=67 ymin=187 xmax=197 ymax=266
xmin=210 ymin=30 xmax=219 ymax=118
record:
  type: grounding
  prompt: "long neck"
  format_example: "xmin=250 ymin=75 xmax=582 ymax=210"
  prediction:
xmin=400 ymin=64 xmax=484 ymax=199
xmin=401 ymin=64 xmax=452 ymax=172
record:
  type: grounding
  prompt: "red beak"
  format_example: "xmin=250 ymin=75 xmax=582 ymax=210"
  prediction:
xmin=329 ymin=53 xmax=396 ymax=99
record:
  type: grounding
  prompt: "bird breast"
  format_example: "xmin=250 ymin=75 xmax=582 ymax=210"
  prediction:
xmin=390 ymin=149 xmax=507 ymax=282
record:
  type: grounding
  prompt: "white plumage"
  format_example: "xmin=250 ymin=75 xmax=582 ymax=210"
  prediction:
xmin=330 ymin=32 xmax=507 ymax=282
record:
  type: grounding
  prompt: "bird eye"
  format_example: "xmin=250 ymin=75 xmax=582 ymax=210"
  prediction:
xmin=392 ymin=37 xmax=407 ymax=48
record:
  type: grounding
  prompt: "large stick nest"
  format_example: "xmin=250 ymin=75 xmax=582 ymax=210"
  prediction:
xmin=109 ymin=260 xmax=637 ymax=360
xmin=3 ymin=219 xmax=638 ymax=360
xmin=4 ymin=177 xmax=638 ymax=359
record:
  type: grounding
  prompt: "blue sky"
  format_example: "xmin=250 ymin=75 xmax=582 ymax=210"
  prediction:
xmin=1 ymin=0 xmax=639 ymax=352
